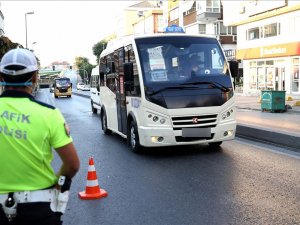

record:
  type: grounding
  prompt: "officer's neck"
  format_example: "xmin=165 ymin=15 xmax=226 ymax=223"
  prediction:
xmin=5 ymin=86 xmax=33 ymax=95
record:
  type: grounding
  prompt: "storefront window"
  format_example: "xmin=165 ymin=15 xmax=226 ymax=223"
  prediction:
xmin=249 ymin=60 xmax=277 ymax=91
xmin=292 ymin=58 xmax=299 ymax=93
xmin=249 ymin=67 xmax=257 ymax=89
xmin=257 ymin=67 xmax=266 ymax=90
xmin=266 ymin=67 xmax=275 ymax=89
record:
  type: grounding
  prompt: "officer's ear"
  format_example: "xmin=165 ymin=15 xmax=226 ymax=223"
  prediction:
xmin=31 ymin=71 xmax=38 ymax=84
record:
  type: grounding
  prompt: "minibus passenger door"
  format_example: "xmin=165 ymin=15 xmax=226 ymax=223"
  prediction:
xmin=116 ymin=49 xmax=128 ymax=135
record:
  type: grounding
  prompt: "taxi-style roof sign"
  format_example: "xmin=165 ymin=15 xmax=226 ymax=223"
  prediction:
xmin=164 ymin=24 xmax=185 ymax=33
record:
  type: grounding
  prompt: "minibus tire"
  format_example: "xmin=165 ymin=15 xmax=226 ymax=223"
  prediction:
xmin=128 ymin=121 xmax=142 ymax=153
xmin=101 ymin=110 xmax=112 ymax=135
xmin=91 ymin=101 xmax=97 ymax=114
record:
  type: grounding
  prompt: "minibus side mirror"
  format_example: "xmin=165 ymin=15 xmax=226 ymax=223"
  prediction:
xmin=229 ymin=61 xmax=239 ymax=78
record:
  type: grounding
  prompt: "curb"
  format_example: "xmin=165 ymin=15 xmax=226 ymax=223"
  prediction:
xmin=236 ymin=124 xmax=300 ymax=152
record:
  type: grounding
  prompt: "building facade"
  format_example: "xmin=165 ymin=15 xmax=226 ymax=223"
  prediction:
xmin=223 ymin=1 xmax=300 ymax=96
xmin=168 ymin=0 xmax=238 ymax=69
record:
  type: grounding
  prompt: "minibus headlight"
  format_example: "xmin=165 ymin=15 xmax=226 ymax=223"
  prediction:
xmin=153 ymin=116 xmax=159 ymax=122
xmin=222 ymin=108 xmax=234 ymax=120
xmin=160 ymin=118 xmax=166 ymax=124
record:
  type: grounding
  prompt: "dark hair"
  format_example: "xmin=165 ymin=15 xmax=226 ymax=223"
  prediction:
xmin=0 ymin=70 xmax=36 ymax=86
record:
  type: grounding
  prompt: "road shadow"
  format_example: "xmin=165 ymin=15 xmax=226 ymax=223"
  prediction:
xmin=140 ymin=144 xmax=223 ymax=158
xmin=103 ymin=132 xmax=223 ymax=158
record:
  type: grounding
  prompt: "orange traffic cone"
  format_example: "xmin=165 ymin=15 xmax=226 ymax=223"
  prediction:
xmin=78 ymin=157 xmax=108 ymax=200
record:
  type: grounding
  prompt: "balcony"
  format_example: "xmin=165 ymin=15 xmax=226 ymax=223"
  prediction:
xmin=197 ymin=12 xmax=221 ymax=22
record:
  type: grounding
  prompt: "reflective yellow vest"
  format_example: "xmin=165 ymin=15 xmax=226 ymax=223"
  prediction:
xmin=0 ymin=90 xmax=73 ymax=193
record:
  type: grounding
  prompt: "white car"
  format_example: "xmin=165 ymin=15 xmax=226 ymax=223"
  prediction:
xmin=77 ymin=83 xmax=90 ymax=91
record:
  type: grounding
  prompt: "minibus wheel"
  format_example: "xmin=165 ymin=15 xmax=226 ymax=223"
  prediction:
xmin=101 ymin=110 xmax=112 ymax=135
xmin=128 ymin=121 xmax=142 ymax=153
xmin=91 ymin=101 xmax=97 ymax=114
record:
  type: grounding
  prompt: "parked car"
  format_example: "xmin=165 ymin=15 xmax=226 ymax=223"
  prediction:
xmin=77 ymin=82 xmax=90 ymax=91
xmin=49 ymin=84 xmax=54 ymax=93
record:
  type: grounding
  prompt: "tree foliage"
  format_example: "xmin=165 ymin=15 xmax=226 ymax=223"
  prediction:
xmin=0 ymin=36 xmax=22 ymax=60
xmin=92 ymin=33 xmax=117 ymax=64
xmin=92 ymin=40 xmax=107 ymax=64
xmin=0 ymin=36 xmax=40 ymax=66
xmin=75 ymin=56 xmax=95 ymax=83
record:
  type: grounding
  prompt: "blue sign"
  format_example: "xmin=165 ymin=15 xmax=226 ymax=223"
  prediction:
xmin=164 ymin=24 xmax=185 ymax=33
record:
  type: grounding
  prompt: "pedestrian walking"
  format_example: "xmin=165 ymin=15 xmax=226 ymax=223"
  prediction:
xmin=0 ymin=48 xmax=80 ymax=225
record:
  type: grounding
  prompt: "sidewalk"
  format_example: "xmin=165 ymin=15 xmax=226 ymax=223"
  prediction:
xmin=73 ymin=90 xmax=300 ymax=152
xmin=235 ymin=94 xmax=300 ymax=151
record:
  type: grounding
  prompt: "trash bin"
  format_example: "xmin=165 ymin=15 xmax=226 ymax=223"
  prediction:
xmin=261 ymin=90 xmax=286 ymax=112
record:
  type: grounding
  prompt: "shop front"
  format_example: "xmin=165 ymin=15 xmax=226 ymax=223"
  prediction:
xmin=237 ymin=41 xmax=300 ymax=95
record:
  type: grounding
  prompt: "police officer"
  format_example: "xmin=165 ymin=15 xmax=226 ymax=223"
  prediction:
xmin=0 ymin=48 xmax=80 ymax=225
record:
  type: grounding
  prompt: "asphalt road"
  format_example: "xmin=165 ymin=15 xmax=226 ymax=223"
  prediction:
xmin=37 ymin=89 xmax=300 ymax=225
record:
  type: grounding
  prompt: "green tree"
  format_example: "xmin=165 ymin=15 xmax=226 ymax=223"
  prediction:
xmin=0 ymin=36 xmax=22 ymax=60
xmin=0 ymin=36 xmax=40 ymax=66
xmin=75 ymin=57 xmax=95 ymax=84
xmin=92 ymin=40 xmax=107 ymax=64
xmin=92 ymin=33 xmax=117 ymax=64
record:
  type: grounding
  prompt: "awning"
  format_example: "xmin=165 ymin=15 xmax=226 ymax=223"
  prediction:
xmin=181 ymin=1 xmax=195 ymax=13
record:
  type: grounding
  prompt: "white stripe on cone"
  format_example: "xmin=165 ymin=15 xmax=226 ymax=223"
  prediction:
xmin=86 ymin=179 xmax=99 ymax=187
xmin=88 ymin=165 xmax=95 ymax=171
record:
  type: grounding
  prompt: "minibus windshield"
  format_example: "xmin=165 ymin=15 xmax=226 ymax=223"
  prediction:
xmin=136 ymin=36 xmax=229 ymax=87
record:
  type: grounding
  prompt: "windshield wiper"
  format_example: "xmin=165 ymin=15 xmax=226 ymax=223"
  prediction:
xmin=146 ymin=86 xmax=196 ymax=96
xmin=180 ymin=81 xmax=230 ymax=92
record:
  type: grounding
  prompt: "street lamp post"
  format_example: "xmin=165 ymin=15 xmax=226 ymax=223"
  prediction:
xmin=25 ymin=11 xmax=34 ymax=49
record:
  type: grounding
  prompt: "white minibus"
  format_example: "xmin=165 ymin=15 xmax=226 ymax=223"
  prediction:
xmin=99 ymin=33 xmax=238 ymax=153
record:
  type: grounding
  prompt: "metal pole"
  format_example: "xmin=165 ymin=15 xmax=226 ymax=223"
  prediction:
xmin=25 ymin=14 xmax=28 ymax=48
xmin=25 ymin=11 xmax=34 ymax=49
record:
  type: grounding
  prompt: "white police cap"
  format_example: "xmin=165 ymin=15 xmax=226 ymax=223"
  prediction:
xmin=0 ymin=48 xmax=38 ymax=76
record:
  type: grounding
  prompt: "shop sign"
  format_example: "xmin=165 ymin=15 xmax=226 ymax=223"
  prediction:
xmin=236 ymin=41 xmax=300 ymax=60
xmin=224 ymin=49 xmax=236 ymax=60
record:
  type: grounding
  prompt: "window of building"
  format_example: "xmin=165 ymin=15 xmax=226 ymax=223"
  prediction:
xmin=220 ymin=23 xmax=227 ymax=35
xmin=206 ymin=0 xmax=220 ymax=13
xmin=264 ymin=23 xmax=278 ymax=38
xmin=247 ymin=22 xmax=281 ymax=40
xmin=248 ymin=27 xmax=260 ymax=40
xmin=198 ymin=24 xmax=206 ymax=34
xmin=214 ymin=21 xmax=237 ymax=35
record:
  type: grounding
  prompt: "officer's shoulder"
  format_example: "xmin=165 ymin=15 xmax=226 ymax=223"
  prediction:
xmin=30 ymin=99 xmax=56 ymax=110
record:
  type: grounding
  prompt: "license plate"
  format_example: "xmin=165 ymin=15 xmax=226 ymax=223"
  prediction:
xmin=182 ymin=128 xmax=211 ymax=137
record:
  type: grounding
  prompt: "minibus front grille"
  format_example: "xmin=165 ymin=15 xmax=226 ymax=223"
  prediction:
xmin=171 ymin=114 xmax=218 ymax=130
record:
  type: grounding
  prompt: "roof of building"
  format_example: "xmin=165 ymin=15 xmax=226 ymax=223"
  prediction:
xmin=129 ymin=0 xmax=159 ymax=9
